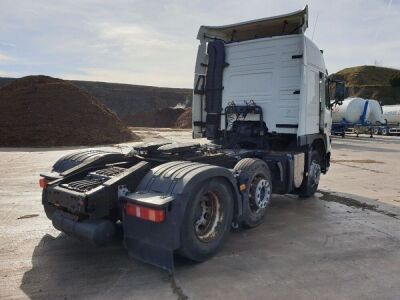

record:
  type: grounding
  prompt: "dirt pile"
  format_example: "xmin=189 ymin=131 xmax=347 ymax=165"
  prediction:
xmin=0 ymin=75 xmax=138 ymax=147
xmin=175 ymin=108 xmax=192 ymax=128
xmin=124 ymin=107 xmax=187 ymax=128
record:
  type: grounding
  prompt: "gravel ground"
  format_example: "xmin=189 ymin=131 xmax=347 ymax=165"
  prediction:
xmin=0 ymin=129 xmax=399 ymax=299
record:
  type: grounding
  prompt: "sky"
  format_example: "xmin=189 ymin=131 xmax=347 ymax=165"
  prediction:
xmin=0 ymin=0 xmax=399 ymax=88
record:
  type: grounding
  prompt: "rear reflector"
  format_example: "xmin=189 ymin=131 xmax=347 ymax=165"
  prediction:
xmin=125 ymin=203 xmax=165 ymax=223
xmin=39 ymin=178 xmax=48 ymax=189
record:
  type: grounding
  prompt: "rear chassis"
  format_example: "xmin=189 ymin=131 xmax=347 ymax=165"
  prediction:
xmin=41 ymin=142 xmax=318 ymax=270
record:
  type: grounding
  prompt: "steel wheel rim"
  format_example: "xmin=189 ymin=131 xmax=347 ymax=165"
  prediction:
xmin=194 ymin=191 xmax=223 ymax=242
xmin=249 ymin=175 xmax=271 ymax=212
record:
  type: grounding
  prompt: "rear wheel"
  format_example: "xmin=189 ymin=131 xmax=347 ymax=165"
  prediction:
xmin=299 ymin=150 xmax=321 ymax=198
xmin=179 ymin=178 xmax=234 ymax=262
xmin=234 ymin=158 xmax=272 ymax=228
xmin=381 ymin=128 xmax=388 ymax=135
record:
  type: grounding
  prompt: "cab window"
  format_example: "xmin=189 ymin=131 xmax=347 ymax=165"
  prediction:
xmin=319 ymin=72 xmax=329 ymax=108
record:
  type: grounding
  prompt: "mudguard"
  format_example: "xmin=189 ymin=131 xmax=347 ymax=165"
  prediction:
xmin=52 ymin=150 xmax=124 ymax=173
xmin=120 ymin=161 xmax=241 ymax=271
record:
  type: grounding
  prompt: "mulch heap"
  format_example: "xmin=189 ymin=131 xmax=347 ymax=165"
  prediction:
xmin=0 ymin=75 xmax=138 ymax=147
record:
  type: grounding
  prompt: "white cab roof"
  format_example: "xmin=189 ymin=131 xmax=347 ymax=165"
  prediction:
xmin=197 ymin=6 xmax=308 ymax=42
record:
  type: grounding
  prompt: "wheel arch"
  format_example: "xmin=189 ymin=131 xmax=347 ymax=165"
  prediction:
xmin=135 ymin=161 xmax=242 ymax=224
xmin=51 ymin=150 xmax=126 ymax=174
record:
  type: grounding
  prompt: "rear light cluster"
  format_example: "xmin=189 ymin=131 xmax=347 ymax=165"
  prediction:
xmin=125 ymin=203 xmax=165 ymax=223
xmin=39 ymin=178 xmax=48 ymax=189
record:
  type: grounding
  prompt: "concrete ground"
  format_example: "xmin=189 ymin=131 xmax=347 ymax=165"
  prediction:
xmin=0 ymin=129 xmax=400 ymax=299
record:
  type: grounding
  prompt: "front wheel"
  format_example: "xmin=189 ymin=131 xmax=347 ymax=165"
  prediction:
xmin=179 ymin=178 xmax=234 ymax=262
xmin=298 ymin=150 xmax=321 ymax=198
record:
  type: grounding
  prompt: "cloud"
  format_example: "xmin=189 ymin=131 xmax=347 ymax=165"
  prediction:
xmin=0 ymin=0 xmax=399 ymax=87
xmin=0 ymin=52 xmax=14 ymax=63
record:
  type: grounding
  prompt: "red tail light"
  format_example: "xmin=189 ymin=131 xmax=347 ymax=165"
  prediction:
xmin=39 ymin=178 xmax=48 ymax=189
xmin=125 ymin=203 xmax=165 ymax=223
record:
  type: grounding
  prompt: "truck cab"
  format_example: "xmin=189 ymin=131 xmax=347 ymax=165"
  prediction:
xmin=192 ymin=6 xmax=337 ymax=174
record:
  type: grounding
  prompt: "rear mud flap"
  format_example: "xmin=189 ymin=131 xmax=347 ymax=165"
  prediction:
xmin=122 ymin=202 xmax=182 ymax=272
xmin=124 ymin=238 xmax=174 ymax=271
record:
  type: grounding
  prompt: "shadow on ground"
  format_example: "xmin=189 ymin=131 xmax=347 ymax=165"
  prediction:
xmin=20 ymin=197 xmax=325 ymax=299
xmin=20 ymin=194 xmax=400 ymax=299
xmin=20 ymin=232 xmax=173 ymax=299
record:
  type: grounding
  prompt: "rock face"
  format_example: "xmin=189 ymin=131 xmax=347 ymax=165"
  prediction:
xmin=0 ymin=77 xmax=193 ymax=119
xmin=330 ymin=66 xmax=400 ymax=105
xmin=123 ymin=107 xmax=186 ymax=127
xmin=69 ymin=80 xmax=192 ymax=118
xmin=0 ymin=75 xmax=138 ymax=147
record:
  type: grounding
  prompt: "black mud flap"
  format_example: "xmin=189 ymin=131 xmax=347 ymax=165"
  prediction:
xmin=124 ymin=234 xmax=175 ymax=271
xmin=122 ymin=192 xmax=181 ymax=271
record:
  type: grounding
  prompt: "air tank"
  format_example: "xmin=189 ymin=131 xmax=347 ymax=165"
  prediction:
xmin=332 ymin=97 xmax=385 ymax=124
xmin=383 ymin=105 xmax=400 ymax=125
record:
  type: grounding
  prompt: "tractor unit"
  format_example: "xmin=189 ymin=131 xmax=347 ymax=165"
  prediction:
xmin=39 ymin=6 xmax=344 ymax=270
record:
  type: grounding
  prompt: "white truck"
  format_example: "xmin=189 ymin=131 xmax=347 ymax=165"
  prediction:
xmin=39 ymin=6 xmax=344 ymax=271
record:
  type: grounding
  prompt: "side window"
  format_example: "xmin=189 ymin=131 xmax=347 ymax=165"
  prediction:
xmin=319 ymin=73 xmax=329 ymax=109
xmin=325 ymin=77 xmax=330 ymax=107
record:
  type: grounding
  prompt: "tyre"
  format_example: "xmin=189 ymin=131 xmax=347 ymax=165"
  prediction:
xmin=179 ymin=178 xmax=234 ymax=262
xmin=298 ymin=150 xmax=321 ymax=198
xmin=373 ymin=127 xmax=379 ymax=135
xmin=381 ymin=128 xmax=388 ymax=135
xmin=234 ymin=158 xmax=272 ymax=228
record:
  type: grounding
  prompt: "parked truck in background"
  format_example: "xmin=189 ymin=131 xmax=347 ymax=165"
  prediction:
xmin=374 ymin=105 xmax=400 ymax=135
xmin=39 ymin=6 xmax=345 ymax=270
xmin=331 ymin=98 xmax=385 ymax=137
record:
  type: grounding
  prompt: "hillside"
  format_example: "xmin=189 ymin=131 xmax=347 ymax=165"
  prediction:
xmin=0 ymin=77 xmax=192 ymax=119
xmin=330 ymin=66 xmax=400 ymax=105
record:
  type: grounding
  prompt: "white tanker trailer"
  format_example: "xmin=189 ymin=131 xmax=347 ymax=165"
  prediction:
xmin=375 ymin=105 xmax=400 ymax=135
xmin=331 ymin=98 xmax=385 ymax=137
xmin=383 ymin=105 xmax=400 ymax=125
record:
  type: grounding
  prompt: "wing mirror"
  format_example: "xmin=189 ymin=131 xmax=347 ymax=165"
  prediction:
xmin=334 ymin=81 xmax=345 ymax=102
xmin=329 ymin=79 xmax=345 ymax=107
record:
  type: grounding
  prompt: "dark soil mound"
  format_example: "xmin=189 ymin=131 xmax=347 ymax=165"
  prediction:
xmin=124 ymin=107 xmax=186 ymax=127
xmin=175 ymin=108 xmax=192 ymax=128
xmin=0 ymin=75 xmax=138 ymax=147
